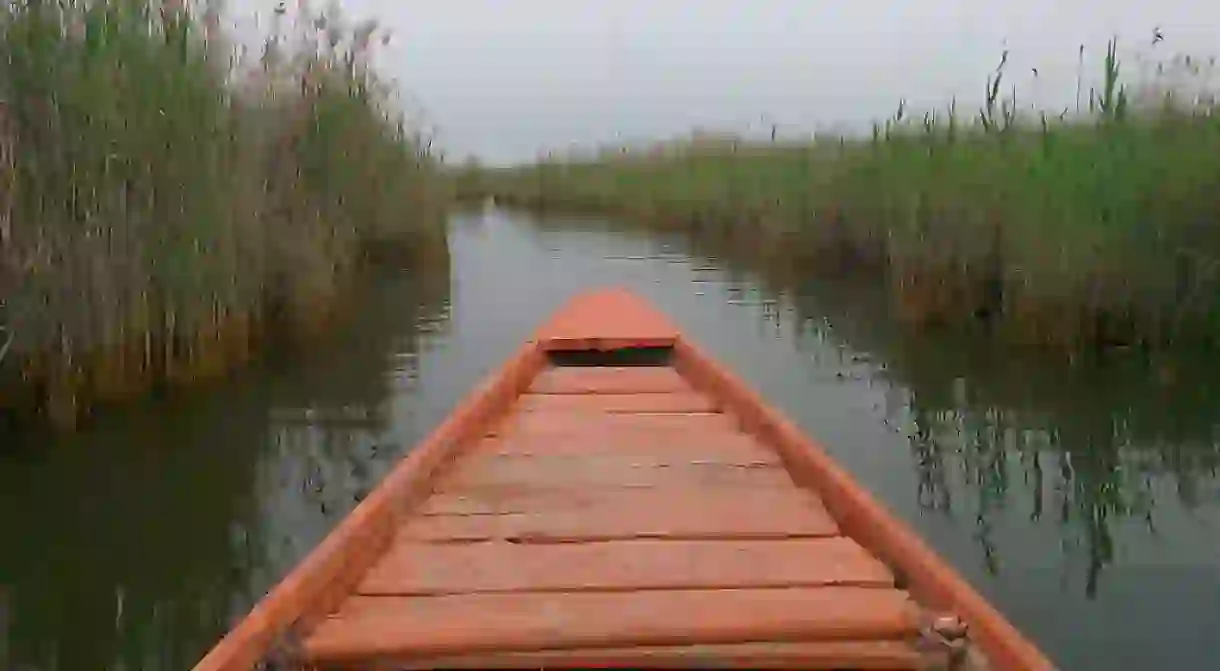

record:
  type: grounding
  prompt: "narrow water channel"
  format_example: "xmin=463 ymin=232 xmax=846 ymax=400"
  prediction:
xmin=2 ymin=208 xmax=1218 ymax=670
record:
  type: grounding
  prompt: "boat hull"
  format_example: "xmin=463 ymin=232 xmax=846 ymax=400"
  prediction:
xmin=194 ymin=288 xmax=1054 ymax=670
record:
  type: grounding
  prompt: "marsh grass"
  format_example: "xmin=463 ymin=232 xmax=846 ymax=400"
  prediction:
xmin=478 ymin=39 xmax=1220 ymax=353
xmin=0 ymin=0 xmax=447 ymax=429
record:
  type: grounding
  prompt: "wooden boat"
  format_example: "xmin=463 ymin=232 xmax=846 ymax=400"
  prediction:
xmin=195 ymin=288 xmax=1056 ymax=670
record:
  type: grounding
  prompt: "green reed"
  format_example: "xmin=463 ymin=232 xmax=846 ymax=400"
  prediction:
xmin=475 ymin=39 xmax=1220 ymax=351
xmin=0 ymin=0 xmax=446 ymax=428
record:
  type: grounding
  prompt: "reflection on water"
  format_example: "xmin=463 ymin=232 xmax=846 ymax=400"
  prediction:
xmin=1 ymin=208 xmax=1218 ymax=670
xmin=844 ymin=295 xmax=1220 ymax=599
xmin=0 ymin=257 xmax=454 ymax=671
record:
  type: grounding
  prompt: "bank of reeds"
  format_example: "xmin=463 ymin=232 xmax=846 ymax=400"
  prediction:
xmin=477 ymin=40 xmax=1220 ymax=355
xmin=0 ymin=0 xmax=448 ymax=430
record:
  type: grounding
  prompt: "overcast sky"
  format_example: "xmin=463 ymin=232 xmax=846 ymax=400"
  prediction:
xmin=237 ymin=1 xmax=1218 ymax=165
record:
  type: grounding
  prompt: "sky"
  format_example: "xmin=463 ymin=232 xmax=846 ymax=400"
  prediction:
xmin=235 ymin=1 xmax=1219 ymax=165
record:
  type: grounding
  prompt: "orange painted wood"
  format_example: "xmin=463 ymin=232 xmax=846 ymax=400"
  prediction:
xmin=401 ymin=492 xmax=840 ymax=542
xmin=528 ymin=366 xmax=693 ymax=394
xmin=437 ymin=452 xmax=792 ymax=491
xmin=304 ymin=588 xmax=922 ymax=664
xmin=418 ymin=484 xmax=824 ymax=517
xmin=457 ymin=451 xmax=779 ymax=474
xmin=673 ymin=337 xmax=1057 ymax=670
xmin=530 ymin=287 xmax=681 ymax=351
xmin=516 ymin=391 xmax=720 ymax=413
xmin=487 ymin=410 xmax=742 ymax=438
xmin=483 ymin=431 xmax=775 ymax=457
xmin=197 ymin=287 xmax=1054 ymax=671
xmin=322 ymin=640 xmax=928 ymax=670
xmin=359 ymin=538 xmax=894 ymax=596
xmin=191 ymin=344 xmax=546 ymax=671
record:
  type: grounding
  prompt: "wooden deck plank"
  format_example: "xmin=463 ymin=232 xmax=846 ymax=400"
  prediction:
xmin=304 ymin=588 xmax=922 ymax=664
xmin=487 ymin=411 xmax=741 ymax=437
xmin=402 ymin=492 xmax=840 ymax=542
xmin=455 ymin=451 xmax=780 ymax=475
xmin=419 ymin=484 xmax=826 ymax=516
xmin=515 ymin=391 xmax=720 ymax=414
xmin=483 ymin=432 xmax=776 ymax=458
xmin=528 ymin=366 xmax=694 ymax=394
xmin=530 ymin=287 xmax=681 ymax=351
xmin=318 ymin=640 xmax=928 ymax=670
xmin=359 ymin=538 xmax=894 ymax=596
xmin=197 ymin=289 xmax=1053 ymax=671
xmin=435 ymin=454 xmax=793 ymax=491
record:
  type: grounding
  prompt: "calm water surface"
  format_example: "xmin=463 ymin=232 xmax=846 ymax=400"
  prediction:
xmin=2 ymin=208 xmax=1219 ymax=670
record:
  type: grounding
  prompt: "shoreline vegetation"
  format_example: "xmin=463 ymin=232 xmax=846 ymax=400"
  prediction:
xmin=0 ymin=0 xmax=449 ymax=431
xmin=464 ymin=39 xmax=1220 ymax=360
xmin=520 ymin=212 xmax=1220 ymax=598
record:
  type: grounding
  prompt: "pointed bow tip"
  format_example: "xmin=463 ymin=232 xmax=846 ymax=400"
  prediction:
xmin=532 ymin=288 xmax=681 ymax=351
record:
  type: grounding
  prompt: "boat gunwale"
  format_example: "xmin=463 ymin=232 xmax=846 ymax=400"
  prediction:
xmin=193 ymin=288 xmax=1056 ymax=671
xmin=671 ymin=337 xmax=1056 ymax=671
xmin=192 ymin=341 xmax=550 ymax=671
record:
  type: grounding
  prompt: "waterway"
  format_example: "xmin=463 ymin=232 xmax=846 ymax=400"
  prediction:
xmin=2 ymin=207 xmax=1218 ymax=670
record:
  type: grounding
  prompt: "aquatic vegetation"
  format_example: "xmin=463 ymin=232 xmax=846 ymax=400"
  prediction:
xmin=475 ymin=38 xmax=1220 ymax=354
xmin=0 ymin=0 xmax=448 ymax=429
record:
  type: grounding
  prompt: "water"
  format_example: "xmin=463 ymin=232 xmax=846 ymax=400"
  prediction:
xmin=2 ymin=208 xmax=1219 ymax=670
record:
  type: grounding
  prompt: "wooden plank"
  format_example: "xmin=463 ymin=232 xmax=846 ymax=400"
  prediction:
xmin=455 ymin=452 xmax=781 ymax=476
xmin=487 ymin=411 xmax=741 ymax=437
xmin=528 ymin=366 xmax=693 ymax=394
xmin=197 ymin=289 xmax=1051 ymax=671
xmin=515 ymin=392 xmax=719 ymax=414
xmin=436 ymin=455 xmax=793 ymax=491
xmin=531 ymin=287 xmax=680 ymax=351
xmin=419 ymin=484 xmax=825 ymax=516
xmin=482 ymin=432 xmax=776 ymax=458
xmin=673 ymin=338 xmax=1059 ymax=671
xmin=190 ymin=343 xmax=547 ymax=671
xmin=304 ymin=588 xmax=922 ymax=664
xmin=322 ymin=640 xmax=928 ymax=669
xmin=359 ymin=538 xmax=894 ymax=596
xmin=401 ymin=493 xmax=840 ymax=542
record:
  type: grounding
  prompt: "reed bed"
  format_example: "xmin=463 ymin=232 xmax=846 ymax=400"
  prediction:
xmin=0 ymin=0 xmax=448 ymax=430
xmin=476 ymin=40 xmax=1220 ymax=354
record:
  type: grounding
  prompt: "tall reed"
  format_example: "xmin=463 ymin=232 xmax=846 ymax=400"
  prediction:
xmin=476 ymin=39 xmax=1220 ymax=353
xmin=0 ymin=0 xmax=447 ymax=430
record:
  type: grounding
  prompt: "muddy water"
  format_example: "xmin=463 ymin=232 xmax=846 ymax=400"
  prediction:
xmin=2 ymin=208 xmax=1218 ymax=670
